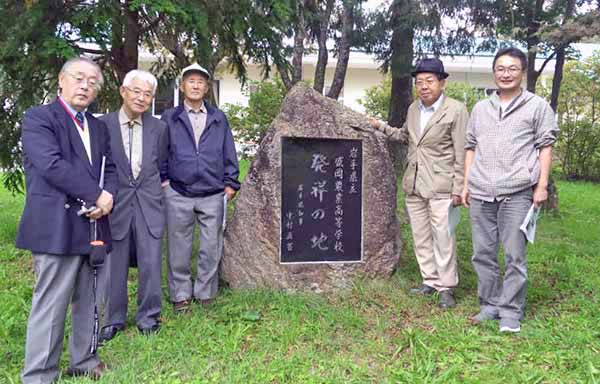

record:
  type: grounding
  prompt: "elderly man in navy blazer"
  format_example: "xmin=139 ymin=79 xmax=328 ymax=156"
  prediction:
xmin=17 ymin=56 xmax=117 ymax=383
xmin=98 ymin=69 xmax=167 ymax=342
xmin=161 ymin=63 xmax=240 ymax=313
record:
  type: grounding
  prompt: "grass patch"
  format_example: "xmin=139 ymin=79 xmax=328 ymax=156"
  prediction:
xmin=1 ymin=162 xmax=599 ymax=383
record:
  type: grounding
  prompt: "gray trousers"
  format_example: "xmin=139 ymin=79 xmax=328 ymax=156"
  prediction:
xmin=165 ymin=185 xmax=224 ymax=302
xmin=102 ymin=200 xmax=162 ymax=330
xmin=469 ymin=188 xmax=532 ymax=320
xmin=22 ymin=254 xmax=100 ymax=384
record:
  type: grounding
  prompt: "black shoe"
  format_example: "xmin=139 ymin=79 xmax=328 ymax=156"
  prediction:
xmin=138 ymin=323 xmax=160 ymax=335
xmin=66 ymin=361 xmax=109 ymax=381
xmin=409 ymin=284 xmax=436 ymax=296
xmin=99 ymin=325 xmax=124 ymax=344
xmin=438 ymin=290 xmax=456 ymax=309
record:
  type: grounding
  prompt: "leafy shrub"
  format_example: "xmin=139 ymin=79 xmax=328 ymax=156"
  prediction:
xmin=223 ymin=77 xmax=287 ymax=157
xmin=443 ymin=82 xmax=485 ymax=112
xmin=357 ymin=75 xmax=391 ymax=120
xmin=543 ymin=54 xmax=600 ymax=181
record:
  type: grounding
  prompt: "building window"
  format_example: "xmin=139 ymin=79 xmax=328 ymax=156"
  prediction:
xmin=153 ymin=80 xmax=175 ymax=116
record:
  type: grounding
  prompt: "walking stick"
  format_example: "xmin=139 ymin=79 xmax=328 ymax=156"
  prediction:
xmin=79 ymin=156 xmax=107 ymax=354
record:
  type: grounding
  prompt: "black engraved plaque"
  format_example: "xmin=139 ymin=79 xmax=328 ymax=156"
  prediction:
xmin=280 ymin=137 xmax=363 ymax=263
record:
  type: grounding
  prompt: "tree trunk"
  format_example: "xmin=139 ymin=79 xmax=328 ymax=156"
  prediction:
xmin=291 ymin=0 xmax=306 ymax=85
xmin=525 ymin=0 xmax=545 ymax=93
xmin=388 ymin=0 xmax=413 ymax=128
xmin=327 ymin=0 xmax=353 ymax=99
xmin=544 ymin=0 xmax=576 ymax=213
xmin=313 ymin=0 xmax=334 ymax=94
xmin=526 ymin=49 xmax=540 ymax=93
xmin=550 ymin=47 xmax=566 ymax=112
xmin=388 ymin=0 xmax=414 ymax=172
xmin=550 ymin=0 xmax=576 ymax=111
xmin=277 ymin=62 xmax=294 ymax=91
xmin=110 ymin=1 xmax=140 ymax=83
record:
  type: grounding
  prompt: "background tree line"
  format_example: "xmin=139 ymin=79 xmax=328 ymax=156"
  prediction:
xmin=1 ymin=0 xmax=600 ymax=193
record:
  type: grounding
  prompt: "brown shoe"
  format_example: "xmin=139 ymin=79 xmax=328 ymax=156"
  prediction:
xmin=66 ymin=361 xmax=108 ymax=381
xmin=173 ymin=299 xmax=191 ymax=313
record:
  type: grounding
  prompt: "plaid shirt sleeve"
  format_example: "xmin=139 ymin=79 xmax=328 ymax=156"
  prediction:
xmin=465 ymin=104 xmax=479 ymax=151
xmin=533 ymin=100 xmax=559 ymax=149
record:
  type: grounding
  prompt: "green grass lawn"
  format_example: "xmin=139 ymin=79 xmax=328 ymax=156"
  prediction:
xmin=1 ymin=163 xmax=599 ymax=383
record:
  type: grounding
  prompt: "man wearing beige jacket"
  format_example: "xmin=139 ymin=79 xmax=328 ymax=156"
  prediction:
xmin=370 ymin=58 xmax=468 ymax=308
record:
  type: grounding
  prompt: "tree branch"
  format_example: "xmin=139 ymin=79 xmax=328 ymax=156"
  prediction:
xmin=538 ymin=49 xmax=558 ymax=75
xmin=77 ymin=46 xmax=107 ymax=55
xmin=139 ymin=14 xmax=165 ymax=35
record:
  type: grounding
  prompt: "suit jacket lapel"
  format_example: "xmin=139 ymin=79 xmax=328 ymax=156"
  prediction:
xmin=54 ymin=101 xmax=94 ymax=176
xmin=418 ymin=100 xmax=448 ymax=145
xmin=407 ymin=106 xmax=421 ymax=145
xmin=87 ymin=114 xmax=103 ymax=172
xmin=108 ymin=112 xmax=133 ymax=178
xmin=140 ymin=112 xmax=155 ymax=181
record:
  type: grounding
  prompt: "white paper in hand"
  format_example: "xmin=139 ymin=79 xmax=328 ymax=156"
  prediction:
xmin=448 ymin=202 xmax=461 ymax=236
xmin=519 ymin=204 xmax=541 ymax=243
xmin=222 ymin=193 xmax=229 ymax=231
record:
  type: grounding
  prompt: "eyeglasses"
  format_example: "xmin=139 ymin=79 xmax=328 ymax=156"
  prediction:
xmin=415 ymin=79 xmax=438 ymax=88
xmin=494 ymin=66 xmax=522 ymax=75
xmin=65 ymin=71 xmax=99 ymax=89
xmin=124 ymin=86 xmax=153 ymax=99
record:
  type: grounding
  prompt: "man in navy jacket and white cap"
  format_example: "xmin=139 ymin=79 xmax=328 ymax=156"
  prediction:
xmin=160 ymin=63 xmax=240 ymax=313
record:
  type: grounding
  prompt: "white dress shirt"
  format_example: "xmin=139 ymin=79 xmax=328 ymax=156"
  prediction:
xmin=118 ymin=108 xmax=143 ymax=179
xmin=418 ymin=94 xmax=445 ymax=136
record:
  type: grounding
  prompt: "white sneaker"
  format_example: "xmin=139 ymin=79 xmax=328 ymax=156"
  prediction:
xmin=499 ymin=318 xmax=521 ymax=333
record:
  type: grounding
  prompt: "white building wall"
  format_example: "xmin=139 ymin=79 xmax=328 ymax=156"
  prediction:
xmin=145 ymin=49 xmax=583 ymax=116
xmin=210 ymin=52 xmax=557 ymax=114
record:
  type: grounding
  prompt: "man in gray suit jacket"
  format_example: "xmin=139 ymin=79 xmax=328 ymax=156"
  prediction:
xmin=99 ymin=69 xmax=167 ymax=342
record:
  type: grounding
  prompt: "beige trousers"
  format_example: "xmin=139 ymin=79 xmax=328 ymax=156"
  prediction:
xmin=405 ymin=195 xmax=458 ymax=291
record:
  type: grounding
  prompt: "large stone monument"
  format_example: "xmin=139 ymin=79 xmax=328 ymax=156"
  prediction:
xmin=222 ymin=84 xmax=401 ymax=292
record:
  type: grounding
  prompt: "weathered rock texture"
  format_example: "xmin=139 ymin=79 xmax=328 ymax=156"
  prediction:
xmin=222 ymin=84 xmax=401 ymax=292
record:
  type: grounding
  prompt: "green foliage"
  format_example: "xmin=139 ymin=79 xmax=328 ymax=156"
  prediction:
xmin=358 ymin=75 xmax=484 ymax=120
xmin=443 ymin=82 xmax=486 ymax=112
xmin=223 ymin=77 xmax=287 ymax=156
xmin=0 ymin=1 xmax=295 ymax=193
xmin=357 ymin=75 xmax=391 ymax=120
xmin=541 ymin=53 xmax=600 ymax=180
xmin=1 ymin=173 xmax=600 ymax=382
